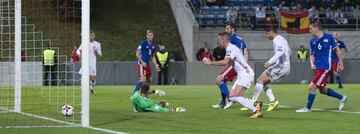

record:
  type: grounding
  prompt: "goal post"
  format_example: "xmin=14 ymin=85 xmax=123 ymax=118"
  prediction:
xmin=0 ymin=0 xmax=89 ymax=128
xmin=81 ymin=0 xmax=90 ymax=127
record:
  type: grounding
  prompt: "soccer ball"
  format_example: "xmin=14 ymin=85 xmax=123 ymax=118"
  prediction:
xmin=61 ymin=105 xmax=74 ymax=117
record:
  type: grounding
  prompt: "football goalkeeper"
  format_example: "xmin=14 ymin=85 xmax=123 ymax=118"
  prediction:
xmin=131 ymin=83 xmax=186 ymax=112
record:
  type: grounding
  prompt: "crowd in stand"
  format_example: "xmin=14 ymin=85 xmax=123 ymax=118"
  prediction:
xmin=190 ymin=0 xmax=360 ymax=29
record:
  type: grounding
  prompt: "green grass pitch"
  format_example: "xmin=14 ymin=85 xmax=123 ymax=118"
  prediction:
xmin=0 ymin=84 xmax=359 ymax=134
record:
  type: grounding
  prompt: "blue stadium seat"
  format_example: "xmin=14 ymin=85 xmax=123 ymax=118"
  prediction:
xmin=220 ymin=6 xmax=230 ymax=11
xmin=196 ymin=14 xmax=205 ymax=26
xmin=216 ymin=14 xmax=226 ymax=25
xmin=206 ymin=14 xmax=215 ymax=25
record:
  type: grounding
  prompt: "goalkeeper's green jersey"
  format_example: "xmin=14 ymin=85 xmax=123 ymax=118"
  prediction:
xmin=131 ymin=91 xmax=168 ymax=112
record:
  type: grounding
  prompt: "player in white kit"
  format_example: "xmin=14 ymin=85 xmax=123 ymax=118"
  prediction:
xmin=242 ymin=27 xmax=291 ymax=112
xmin=77 ymin=32 xmax=102 ymax=96
xmin=204 ymin=32 xmax=263 ymax=119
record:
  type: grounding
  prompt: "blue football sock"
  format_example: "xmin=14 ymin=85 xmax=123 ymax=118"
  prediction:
xmin=336 ymin=75 xmax=343 ymax=87
xmin=327 ymin=88 xmax=343 ymax=100
xmin=133 ymin=80 xmax=142 ymax=94
xmin=306 ymin=92 xmax=316 ymax=110
xmin=218 ymin=82 xmax=229 ymax=103
xmin=220 ymin=93 xmax=226 ymax=105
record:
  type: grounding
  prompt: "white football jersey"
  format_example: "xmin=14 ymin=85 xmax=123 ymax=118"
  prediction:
xmin=267 ymin=35 xmax=291 ymax=68
xmin=77 ymin=41 xmax=102 ymax=66
xmin=225 ymin=43 xmax=254 ymax=76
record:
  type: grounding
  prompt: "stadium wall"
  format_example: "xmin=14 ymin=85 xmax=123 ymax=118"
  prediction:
xmin=64 ymin=61 xmax=360 ymax=85
xmin=2 ymin=61 xmax=358 ymax=86
xmin=194 ymin=30 xmax=360 ymax=61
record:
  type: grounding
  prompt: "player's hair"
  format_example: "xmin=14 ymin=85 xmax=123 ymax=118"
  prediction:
xmin=218 ymin=32 xmax=230 ymax=40
xmin=146 ymin=29 xmax=153 ymax=34
xmin=310 ymin=20 xmax=322 ymax=30
xmin=265 ymin=26 xmax=277 ymax=33
xmin=140 ymin=83 xmax=150 ymax=94
xmin=226 ymin=23 xmax=237 ymax=31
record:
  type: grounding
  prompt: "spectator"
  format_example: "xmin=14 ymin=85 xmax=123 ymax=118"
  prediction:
xmin=212 ymin=43 xmax=226 ymax=61
xmin=71 ymin=45 xmax=80 ymax=63
xmin=195 ymin=42 xmax=208 ymax=61
xmin=226 ymin=7 xmax=238 ymax=24
xmin=255 ymin=4 xmax=266 ymax=22
xmin=308 ymin=5 xmax=319 ymax=21
xmin=155 ymin=44 xmax=170 ymax=85
xmin=352 ymin=4 xmax=360 ymax=19
xmin=334 ymin=7 xmax=348 ymax=24
xmin=297 ymin=45 xmax=308 ymax=62
xmin=21 ymin=50 xmax=27 ymax=62
xmin=200 ymin=46 xmax=212 ymax=61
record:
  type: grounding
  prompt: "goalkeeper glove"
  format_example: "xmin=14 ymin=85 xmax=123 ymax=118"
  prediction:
xmin=174 ymin=107 xmax=186 ymax=112
xmin=155 ymin=90 xmax=165 ymax=96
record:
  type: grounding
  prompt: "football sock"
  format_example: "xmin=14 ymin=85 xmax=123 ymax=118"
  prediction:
xmin=218 ymin=82 xmax=229 ymax=104
xmin=252 ymin=82 xmax=264 ymax=101
xmin=306 ymin=92 xmax=316 ymax=110
xmin=264 ymin=84 xmax=276 ymax=102
xmin=326 ymin=88 xmax=343 ymax=100
xmin=220 ymin=93 xmax=226 ymax=105
xmin=335 ymin=74 xmax=343 ymax=87
xmin=229 ymin=96 xmax=256 ymax=112
xmin=133 ymin=80 xmax=142 ymax=93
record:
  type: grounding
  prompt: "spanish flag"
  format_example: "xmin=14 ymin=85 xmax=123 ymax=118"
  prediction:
xmin=281 ymin=11 xmax=310 ymax=34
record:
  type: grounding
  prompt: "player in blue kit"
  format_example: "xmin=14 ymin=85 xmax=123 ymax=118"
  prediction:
xmin=132 ymin=30 xmax=160 ymax=95
xmin=331 ymin=32 xmax=348 ymax=88
xmin=296 ymin=21 xmax=347 ymax=112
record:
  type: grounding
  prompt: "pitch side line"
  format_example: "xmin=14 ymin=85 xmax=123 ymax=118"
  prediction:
xmin=0 ymin=107 xmax=127 ymax=134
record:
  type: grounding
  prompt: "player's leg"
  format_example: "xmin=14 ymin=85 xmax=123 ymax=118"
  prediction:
xmin=133 ymin=64 xmax=147 ymax=94
xmin=213 ymin=75 xmax=228 ymax=108
xmin=228 ymin=82 xmax=263 ymax=119
xmin=332 ymin=61 xmax=343 ymax=88
xmin=318 ymin=86 xmax=347 ymax=110
xmin=296 ymin=69 xmax=328 ymax=112
xmin=263 ymin=84 xmax=279 ymax=111
xmin=90 ymin=75 xmax=96 ymax=96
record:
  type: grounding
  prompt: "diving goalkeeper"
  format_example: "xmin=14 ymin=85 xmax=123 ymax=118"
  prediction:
xmin=131 ymin=83 xmax=186 ymax=112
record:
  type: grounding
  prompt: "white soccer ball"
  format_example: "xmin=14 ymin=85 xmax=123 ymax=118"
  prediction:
xmin=61 ymin=104 xmax=74 ymax=117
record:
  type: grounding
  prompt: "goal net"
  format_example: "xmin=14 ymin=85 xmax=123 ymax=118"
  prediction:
xmin=0 ymin=0 xmax=89 ymax=128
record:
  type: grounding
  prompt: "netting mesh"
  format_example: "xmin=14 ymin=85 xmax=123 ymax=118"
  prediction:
xmin=0 ymin=0 xmax=82 ymax=127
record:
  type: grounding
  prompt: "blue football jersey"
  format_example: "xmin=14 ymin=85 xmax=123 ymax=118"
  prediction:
xmin=309 ymin=33 xmax=337 ymax=70
xmin=230 ymin=33 xmax=247 ymax=53
xmin=137 ymin=39 xmax=156 ymax=64
xmin=331 ymin=40 xmax=346 ymax=62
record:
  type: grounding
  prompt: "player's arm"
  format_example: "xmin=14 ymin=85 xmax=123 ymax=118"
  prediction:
xmin=243 ymin=48 xmax=249 ymax=61
xmin=76 ymin=45 xmax=82 ymax=56
xmin=94 ymin=44 xmax=102 ymax=57
xmin=335 ymin=47 xmax=344 ymax=71
xmin=152 ymin=55 xmax=160 ymax=72
xmin=309 ymin=53 xmax=315 ymax=69
xmin=136 ymin=47 xmax=147 ymax=67
xmin=205 ymin=57 xmax=232 ymax=66
xmin=265 ymin=43 xmax=284 ymax=68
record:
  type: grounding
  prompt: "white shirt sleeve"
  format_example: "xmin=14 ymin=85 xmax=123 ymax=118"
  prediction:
xmin=76 ymin=45 xmax=82 ymax=56
xmin=96 ymin=43 xmax=102 ymax=56
xmin=225 ymin=45 xmax=236 ymax=60
xmin=267 ymin=39 xmax=285 ymax=64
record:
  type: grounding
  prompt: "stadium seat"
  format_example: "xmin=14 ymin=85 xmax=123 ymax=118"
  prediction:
xmin=216 ymin=14 xmax=226 ymax=25
xmin=206 ymin=14 xmax=215 ymax=26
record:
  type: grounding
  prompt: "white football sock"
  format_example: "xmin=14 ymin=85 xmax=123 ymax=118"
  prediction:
xmin=252 ymin=82 xmax=264 ymax=101
xmin=264 ymin=84 xmax=276 ymax=102
xmin=229 ymin=96 xmax=256 ymax=112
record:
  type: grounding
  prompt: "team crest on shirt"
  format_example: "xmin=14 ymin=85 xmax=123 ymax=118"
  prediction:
xmin=324 ymin=39 xmax=329 ymax=42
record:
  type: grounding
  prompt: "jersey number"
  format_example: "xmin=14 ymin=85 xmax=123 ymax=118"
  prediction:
xmin=317 ymin=44 xmax=322 ymax=50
